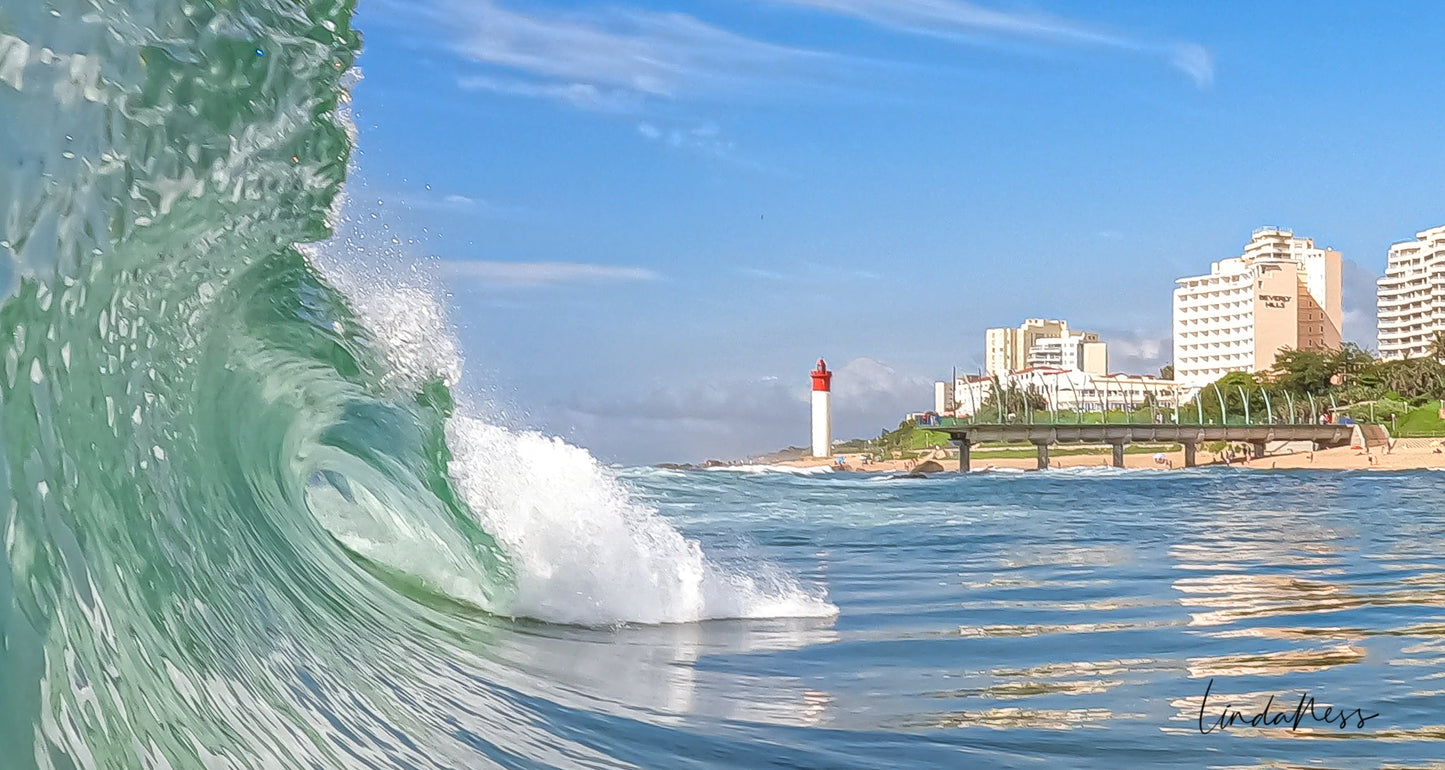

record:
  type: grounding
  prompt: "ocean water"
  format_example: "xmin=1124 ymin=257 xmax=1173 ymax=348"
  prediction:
xmin=1 ymin=1 xmax=1442 ymax=768
xmin=618 ymin=467 xmax=1445 ymax=768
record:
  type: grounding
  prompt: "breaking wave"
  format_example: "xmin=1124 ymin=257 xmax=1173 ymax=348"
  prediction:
xmin=0 ymin=1 xmax=831 ymax=766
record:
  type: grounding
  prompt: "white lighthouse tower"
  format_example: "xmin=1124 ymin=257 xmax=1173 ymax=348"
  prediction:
xmin=810 ymin=359 xmax=832 ymax=458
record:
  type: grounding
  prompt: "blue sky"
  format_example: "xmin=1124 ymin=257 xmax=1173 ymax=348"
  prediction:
xmin=343 ymin=0 xmax=1445 ymax=464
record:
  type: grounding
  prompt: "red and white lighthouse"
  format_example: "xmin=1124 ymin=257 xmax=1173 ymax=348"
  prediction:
xmin=810 ymin=359 xmax=832 ymax=458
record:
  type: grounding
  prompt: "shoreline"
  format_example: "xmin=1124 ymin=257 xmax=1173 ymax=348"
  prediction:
xmin=757 ymin=443 xmax=1445 ymax=474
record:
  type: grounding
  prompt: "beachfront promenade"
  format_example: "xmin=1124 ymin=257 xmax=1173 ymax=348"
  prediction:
xmin=922 ymin=420 xmax=1359 ymax=471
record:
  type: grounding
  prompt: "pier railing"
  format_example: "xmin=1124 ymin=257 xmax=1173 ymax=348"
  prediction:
xmin=911 ymin=382 xmax=1379 ymax=470
xmin=920 ymin=383 xmax=1360 ymax=429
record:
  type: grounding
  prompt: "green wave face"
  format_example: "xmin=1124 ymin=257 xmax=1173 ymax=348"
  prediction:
xmin=0 ymin=1 xmax=515 ymax=765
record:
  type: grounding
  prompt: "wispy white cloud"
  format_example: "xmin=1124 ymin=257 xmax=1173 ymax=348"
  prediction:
xmin=392 ymin=0 xmax=1213 ymax=120
xmin=458 ymin=74 xmax=644 ymax=112
xmin=1169 ymin=43 xmax=1215 ymax=88
xmin=636 ymin=120 xmax=735 ymax=156
xmin=441 ymin=260 xmax=660 ymax=287
xmin=765 ymin=0 xmax=1124 ymax=46
xmin=736 ymin=266 xmax=787 ymax=280
xmin=401 ymin=191 xmax=484 ymax=212
xmin=761 ymin=0 xmax=1214 ymax=87
xmin=375 ymin=188 xmax=531 ymax=221
xmin=729 ymin=262 xmax=884 ymax=283
xmin=413 ymin=0 xmax=818 ymax=110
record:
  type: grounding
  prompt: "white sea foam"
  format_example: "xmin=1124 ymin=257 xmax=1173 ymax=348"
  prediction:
xmin=329 ymin=258 xmax=836 ymax=626
xmin=706 ymin=464 xmax=835 ymax=476
xmin=445 ymin=416 xmax=836 ymax=625
xmin=1041 ymin=465 xmax=1167 ymax=476
xmin=307 ymin=248 xmax=463 ymax=392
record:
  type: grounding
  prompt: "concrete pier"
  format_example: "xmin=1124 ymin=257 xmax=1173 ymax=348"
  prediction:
xmin=955 ymin=439 xmax=971 ymax=473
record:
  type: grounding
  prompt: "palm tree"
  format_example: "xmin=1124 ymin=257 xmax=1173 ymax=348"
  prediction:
xmin=1429 ymin=330 xmax=1445 ymax=362
xmin=1330 ymin=343 xmax=1374 ymax=387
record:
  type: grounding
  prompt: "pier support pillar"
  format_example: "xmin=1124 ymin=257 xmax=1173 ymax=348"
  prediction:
xmin=1183 ymin=443 xmax=1196 ymax=468
xmin=1111 ymin=443 xmax=1126 ymax=468
xmin=1034 ymin=441 xmax=1050 ymax=470
xmin=956 ymin=439 xmax=971 ymax=473
xmin=1250 ymin=442 xmax=1267 ymax=461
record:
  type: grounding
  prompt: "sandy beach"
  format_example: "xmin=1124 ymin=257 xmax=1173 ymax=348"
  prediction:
xmin=775 ymin=442 xmax=1445 ymax=473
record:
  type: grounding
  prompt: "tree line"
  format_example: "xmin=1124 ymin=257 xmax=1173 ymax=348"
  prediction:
xmin=1185 ymin=333 xmax=1445 ymax=424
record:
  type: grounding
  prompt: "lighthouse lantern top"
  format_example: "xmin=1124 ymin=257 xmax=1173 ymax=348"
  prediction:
xmin=811 ymin=358 xmax=832 ymax=391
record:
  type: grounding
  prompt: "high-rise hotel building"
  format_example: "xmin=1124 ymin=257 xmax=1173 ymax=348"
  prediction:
xmin=984 ymin=319 xmax=1108 ymax=376
xmin=1172 ymin=228 xmax=1342 ymax=390
xmin=1376 ymin=224 xmax=1445 ymax=360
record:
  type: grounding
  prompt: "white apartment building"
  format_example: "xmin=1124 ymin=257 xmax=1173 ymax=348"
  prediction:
xmin=1172 ymin=228 xmax=1342 ymax=390
xmin=985 ymin=319 xmax=1107 ymax=376
xmin=1026 ymin=331 xmax=1107 ymax=372
xmin=940 ymin=367 xmax=1182 ymax=416
xmin=1377 ymin=224 xmax=1445 ymax=360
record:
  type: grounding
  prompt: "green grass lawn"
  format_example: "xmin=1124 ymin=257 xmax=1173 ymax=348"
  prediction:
xmin=837 ymin=422 xmax=957 ymax=456
xmin=1395 ymin=401 xmax=1445 ymax=436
